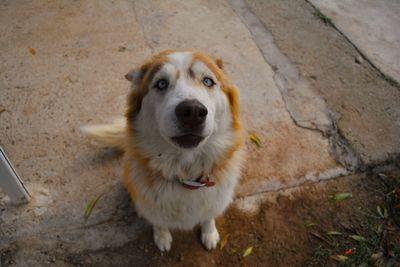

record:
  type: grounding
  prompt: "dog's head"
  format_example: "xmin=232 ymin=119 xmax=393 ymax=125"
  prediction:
xmin=125 ymin=50 xmax=241 ymax=151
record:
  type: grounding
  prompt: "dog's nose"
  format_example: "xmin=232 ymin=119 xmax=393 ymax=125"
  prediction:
xmin=175 ymin=100 xmax=208 ymax=129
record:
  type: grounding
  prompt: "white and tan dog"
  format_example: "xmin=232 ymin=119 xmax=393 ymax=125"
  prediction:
xmin=82 ymin=49 xmax=244 ymax=251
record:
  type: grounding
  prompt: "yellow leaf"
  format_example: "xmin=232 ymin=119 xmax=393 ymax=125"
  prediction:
xmin=64 ymin=75 xmax=72 ymax=83
xmin=243 ymin=246 xmax=253 ymax=257
xmin=219 ymin=234 xmax=229 ymax=250
xmin=350 ymin=235 xmax=366 ymax=242
xmin=331 ymin=192 xmax=352 ymax=201
xmin=84 ymin=194 xmax=104 ymax=221
xmin=249 ymin=133 xmax=261 ymax=147
xmin=29 ymin=47 xmax=36 ymax=55
xmin=327 ymin=231 xmax=342 ymax=236
xmin=330 ymin=255 xmax=348 ymax=262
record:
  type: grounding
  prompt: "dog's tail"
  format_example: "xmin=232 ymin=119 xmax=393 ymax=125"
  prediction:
xmin=80 ymin=117 xmax=126 ymax=150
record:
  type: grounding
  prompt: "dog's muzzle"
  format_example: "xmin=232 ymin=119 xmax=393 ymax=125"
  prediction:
xmin=175 ymin=99 xmax=207 ymax=130
xmin=172 ymin=99 xmax=207 ymax=148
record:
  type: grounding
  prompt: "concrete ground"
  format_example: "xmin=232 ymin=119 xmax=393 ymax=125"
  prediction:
xmin=0 ymin=0 xmax=399 ymax=266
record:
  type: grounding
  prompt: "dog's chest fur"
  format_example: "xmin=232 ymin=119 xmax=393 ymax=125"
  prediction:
xmin=126 ymin=146 xmax=243 ymax=230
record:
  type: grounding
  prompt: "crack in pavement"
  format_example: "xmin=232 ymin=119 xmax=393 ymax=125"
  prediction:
xmin=228 ymin=0 xmax=362 ymax=174
xmin=130 ymin=1 xmax=155 ymax=55
xmin=228 ymin=0 xmax=333 ymax=135
xmin=305 ymin=0 xmax=400 ymax=89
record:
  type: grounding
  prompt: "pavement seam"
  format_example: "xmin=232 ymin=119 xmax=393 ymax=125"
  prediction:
xmin=328 ymin=127 xmax=363 ymax=172
xmin=228 ymin=0 xmax=332 ymax=133
xmin=228 ymin=0 xmax=362 ymax=174
xmin=305 ymin=0 xmax=400 ymax=89
xmin=236 ymin=173 xmax=345 ymax=200
xmin=303 ymin=0 xmax=400 ymax=167
xmin=130 ymin=2 xmax=155 ymax=54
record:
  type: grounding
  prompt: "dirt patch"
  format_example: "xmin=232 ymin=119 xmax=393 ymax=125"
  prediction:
xmin=239 ymin=122 xmax=339 ymax=197
xmin=34 ymin=163 xmax=398 ymax=267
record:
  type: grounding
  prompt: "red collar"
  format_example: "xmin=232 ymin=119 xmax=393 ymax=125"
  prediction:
xmin=179 ymin=174 xmax=215 ymax=190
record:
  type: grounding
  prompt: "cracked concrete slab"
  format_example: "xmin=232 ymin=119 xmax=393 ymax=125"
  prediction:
xmin=309 ymin=0 xmax=400 ymax=85
xmin=229 ymin=0 xmax=334 ymax=135
xmin=245 ymin=0 xmax=400 ymax=165
xmin=1 ymin=0 xmax=346 ymax=264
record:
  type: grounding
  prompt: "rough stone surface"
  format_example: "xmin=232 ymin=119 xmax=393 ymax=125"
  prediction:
xmin=1 ymin=0 xmax=399 ymax=266
xmin=0 ymin=0 xmax=151 ymax=252
xmin=310 ymin=0 xmax=400 ymax=84
xmin=245 ymin=0 xmax=400 ymax=165
xmin=0 ymin=0 xmax=343 ymax=259
xmin=230 ymin=0 xmax=334 ymax=135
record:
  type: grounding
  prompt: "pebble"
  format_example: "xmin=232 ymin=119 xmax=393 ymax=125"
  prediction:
xmin=355 ymin=55 xmax=363 ymax=64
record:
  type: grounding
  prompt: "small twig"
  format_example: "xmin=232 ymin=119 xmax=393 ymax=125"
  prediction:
xmin=356 ymin=209 xmax=381 ymax=219
xmin=310 ymin=231 xmax=334 ymax=246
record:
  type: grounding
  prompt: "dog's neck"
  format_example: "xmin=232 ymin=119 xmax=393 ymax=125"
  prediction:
xmin=148 ymin=144 xmax=220 ymax=181
xmin=132 ymin=130 xmax=236 ymax=182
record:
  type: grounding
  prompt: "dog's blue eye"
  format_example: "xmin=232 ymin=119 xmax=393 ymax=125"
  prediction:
xmin=156 ymin=79 xmax=168 ymax=90
xmin=203 ymin=77 xmax=214 ymax=87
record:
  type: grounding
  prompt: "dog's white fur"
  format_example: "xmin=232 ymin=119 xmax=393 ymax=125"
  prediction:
xmin=82 ymin=50 xmax=244 ymax=251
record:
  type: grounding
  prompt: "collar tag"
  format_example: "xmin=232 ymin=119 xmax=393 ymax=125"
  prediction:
xmin=180 ymin=175 xmax=215 ymax=190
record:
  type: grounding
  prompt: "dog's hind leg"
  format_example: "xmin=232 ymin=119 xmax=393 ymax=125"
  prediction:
xmin=153 ymin=225 xmax=172 ymax=252
xmin=200 ymin=219 xmax=220 ymax=250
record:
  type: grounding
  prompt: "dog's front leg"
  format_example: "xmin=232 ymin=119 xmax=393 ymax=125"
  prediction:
xmin=153 ymin=225 xmax=172 ymax=252
xmin=200 ymin=219 xmax=220 ymax=250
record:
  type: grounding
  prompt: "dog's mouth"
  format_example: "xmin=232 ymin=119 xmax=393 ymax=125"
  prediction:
xmin=171 ymin=134 xmax=204 ymax=149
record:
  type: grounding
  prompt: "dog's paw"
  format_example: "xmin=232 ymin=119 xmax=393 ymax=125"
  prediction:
xmin=201 ymin=229 xmax=220 ymax=250
xmin=153 ymin=227 xmax=172 ymax=252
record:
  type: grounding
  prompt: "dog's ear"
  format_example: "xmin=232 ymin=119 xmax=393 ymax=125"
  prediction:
xmin=221 ymin=80 xmax=241 ymax=131
xmin=226 ymin=84 xmax=241 ymax=130
xmin=215 ymin=58 xmax=224 ymax=70
xmin=125 ymin=68 xmax=144 ymax=87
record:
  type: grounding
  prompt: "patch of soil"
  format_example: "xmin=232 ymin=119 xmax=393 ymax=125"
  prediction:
xmin=0 ymin=243 xmax=17 ymax=267
xmin=59 ymin=164 xmax=400 ymax=267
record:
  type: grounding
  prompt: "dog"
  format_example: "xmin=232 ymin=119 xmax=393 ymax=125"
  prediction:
xmin=82 ymin=49 xmax=245 ymax=251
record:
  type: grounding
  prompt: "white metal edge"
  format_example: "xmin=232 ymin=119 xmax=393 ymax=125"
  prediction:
xmin=0 ymin=147 xmax=30 ymax=204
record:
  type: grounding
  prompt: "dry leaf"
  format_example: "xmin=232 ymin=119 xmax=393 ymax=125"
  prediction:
xmin=29 ymin=47 xmax=36 ymax=55
xmin=331 ymin=192 xmax=352 ymax=201
xmin=350 ymin=235 xmax=366 ymax=242
xmin=377 ymin=205 xmax=384 ymax=218
xmin=243 ymin=246 xmax=253 ymax=257
xmin=330 ymin=255 xmax=348 ymax=262
xmin=84 ymin=194 xmax=104 ymax=221
xmin=371 ymin=252 xmax=383 ymax=261
xmin=249 ymin=133 xmax=261 ymax=147
xmin=310 ymin=231 xmax=334 ymax=246
xmin=327 ymin=231 xmax=342 ymax=236
xmin=219 ymin=234 xmax=229 ymax=250
xmin=64 ymin=75 xmax=73 ymax=83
